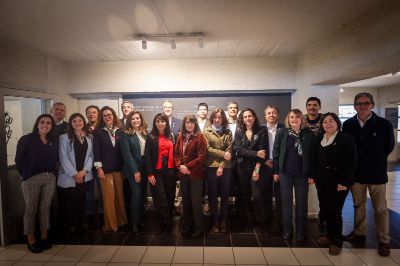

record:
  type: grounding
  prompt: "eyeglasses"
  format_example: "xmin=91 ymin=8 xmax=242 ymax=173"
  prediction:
xmin=102 ymin=113 xmax=113 ymax=118
xmin=163 ymin=106 xmax=173 ymax=109
xmin=355 ymin=102 xmax=373 ymax=107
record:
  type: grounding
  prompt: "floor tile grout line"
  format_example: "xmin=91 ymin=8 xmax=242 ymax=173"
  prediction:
xmin=347 ymin=247 xmax=369 ymax=266
xmin=289 ymin=246 xmax=302 ymax=265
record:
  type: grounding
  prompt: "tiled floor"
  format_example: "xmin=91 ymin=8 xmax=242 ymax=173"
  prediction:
xmin=6 ymin=171 xmax=400 ymax=265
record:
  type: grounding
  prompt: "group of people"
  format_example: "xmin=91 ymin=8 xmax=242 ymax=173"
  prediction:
xmin=15 ymin=92 xmax=394 ymax=258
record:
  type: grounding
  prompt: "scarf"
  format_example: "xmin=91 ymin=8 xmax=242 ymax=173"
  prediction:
xmin=212 ymin=124 xmax=223 ymax=133
xmin=288 ymin=128 xmax=303 ymax=156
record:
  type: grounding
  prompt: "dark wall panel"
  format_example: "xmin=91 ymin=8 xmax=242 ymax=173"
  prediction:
xmin=124 ymin=92 xmax=291 ymax=127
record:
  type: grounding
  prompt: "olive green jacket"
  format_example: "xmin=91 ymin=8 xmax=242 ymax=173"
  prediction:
xmin=203 ymin=125 xmax=233 ymax=168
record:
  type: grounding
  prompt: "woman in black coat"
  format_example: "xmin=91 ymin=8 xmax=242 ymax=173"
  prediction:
xmin=234 ymin=108 xmax=270 ymax=234
xmin=272 ymin=109 xmax=316 ymax=241
xmin=315 ymin=112 xmax=357 ymax=256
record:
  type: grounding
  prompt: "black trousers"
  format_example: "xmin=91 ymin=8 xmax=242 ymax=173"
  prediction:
xmin=150 ymin=168 xmax=176 ymax=226
xmin=57 ymin=182 xmax=88 ymax=231
xmin=180 ymin=176 xmax=204 ymax=233
xmin=252 ymin=167 xmax=273 ymax=224
xmin=238 ymin=165 xmax=272 ymax=226
xmin=317 ymin=173 xmax=349 ymax=247
xmin=205 ymin=167 xmax=231 ymax=222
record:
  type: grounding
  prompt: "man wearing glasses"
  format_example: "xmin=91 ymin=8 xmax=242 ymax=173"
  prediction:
xmin=342 ymin=92 xmax=394 ymax=257
xmin=161 ymin=100 xmax=182 ymax=138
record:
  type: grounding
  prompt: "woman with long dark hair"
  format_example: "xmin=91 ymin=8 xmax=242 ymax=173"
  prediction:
xmin=144 ymin=113 xmax=176 ymax=233
xmin=203 ymin=108 xmax=233 ymax=233
xmin=315 ymin=113 xmax=357 ymax=255
xmin=93 ymin=106 xmax=127 ymax=232
xmin=234 ymin=108 xmax=271 ymax=234
xmin=120 ymin=110 xmax=148 ymax=236
xmin=15 ymin=114 xmax=58 ymax=253
xmin=175 ymin=114 xmax=207 ymax=237
xmin=58 ymin=113 xmax=94 ymax=235
xmin=273 ymin=109 xmax=316 ymax=241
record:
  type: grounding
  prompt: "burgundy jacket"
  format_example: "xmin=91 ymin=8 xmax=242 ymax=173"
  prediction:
xmin=175 ymin=132 xmax=207 ymax=180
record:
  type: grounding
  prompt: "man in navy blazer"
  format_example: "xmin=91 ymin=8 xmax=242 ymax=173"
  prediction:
xmin=342 ymin=92 xmax=394 ymax=257
xmin=162 ymin=100 xmax=182 ymax=138
xmin=263 ymin=105 xmax=285 ymax=225
xmin=119 ymin=100 xmax=134 ymax=129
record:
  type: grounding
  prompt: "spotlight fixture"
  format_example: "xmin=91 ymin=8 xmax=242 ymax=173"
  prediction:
xmin=198 ymin=38 xmax=204 ymax=48
xmin=132 ymin=32 xmax=207 ymax=50
xmin=170 ymin=39 xmax=176 ymax=49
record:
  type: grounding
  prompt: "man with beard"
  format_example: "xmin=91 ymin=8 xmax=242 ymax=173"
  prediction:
xmin=304 ymin=97 xmax=326 ymax=228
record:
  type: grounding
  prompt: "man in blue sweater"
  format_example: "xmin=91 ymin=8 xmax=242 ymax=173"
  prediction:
xmin=342 ymin=92 xmax=394 ymax=257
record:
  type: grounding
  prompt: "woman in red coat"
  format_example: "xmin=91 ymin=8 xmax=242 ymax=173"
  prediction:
xmin=175 ymin=114 xmax=207 ymax=238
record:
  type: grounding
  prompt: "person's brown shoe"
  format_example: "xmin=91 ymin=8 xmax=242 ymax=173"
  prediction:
xmin=317 ymin=236 xmax=330 ymax=246
xmin=211 ymin=222 xmax=220 ymax=233
xmin=378 ymin=242 xmax=390 ymax=257
xmin=343 ymin=231 xmax=366 ymax=242
xmin=329 ymin=245 xmax=342 ymax=256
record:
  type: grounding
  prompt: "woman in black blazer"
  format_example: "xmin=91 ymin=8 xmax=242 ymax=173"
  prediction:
xmin=93 ymin=106 xmax=127 ymax=232
xmin=234 ymin=108 xmax=270 ymax=234
xmin=273 ymin=109 xmax=316 ymax=241
xmin=144 ymin=113 xmax=176 ymax=233
xmin=315 ymin=112 xmax=357 ymax=256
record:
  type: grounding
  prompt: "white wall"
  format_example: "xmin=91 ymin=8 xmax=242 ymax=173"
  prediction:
xmin=68 ymin=56 xmax=297 ymax=93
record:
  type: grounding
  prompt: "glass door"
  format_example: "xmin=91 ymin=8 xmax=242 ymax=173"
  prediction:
xmin=1 ymin=96 xmax=48 ymax=245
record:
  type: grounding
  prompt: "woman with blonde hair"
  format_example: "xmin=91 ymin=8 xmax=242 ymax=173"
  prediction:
xmin=273 ymin=109 xmax=316 ymax=241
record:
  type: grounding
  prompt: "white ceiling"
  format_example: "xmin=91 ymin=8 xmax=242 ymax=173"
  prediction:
xmin=341 ymin=72 xmax=400 ymax=88
xmin=0 ymin=0 xmax=378 ymax=62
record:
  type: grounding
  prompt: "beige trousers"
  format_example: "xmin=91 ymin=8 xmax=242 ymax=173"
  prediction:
xmin=100 ymin=172 xmax=127 ymax=232
xmin=351 ymin=182 xmax=390 ymax=243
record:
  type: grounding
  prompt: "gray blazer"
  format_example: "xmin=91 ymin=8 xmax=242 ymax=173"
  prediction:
xmin=58 ymin=133 xmax=94 ymax=188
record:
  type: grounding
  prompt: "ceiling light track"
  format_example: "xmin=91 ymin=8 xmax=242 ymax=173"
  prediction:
xmin=133 ymin=32 xmax=207 ymax=50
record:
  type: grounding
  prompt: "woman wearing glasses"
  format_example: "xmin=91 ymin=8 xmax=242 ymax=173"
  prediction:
xmin=93 ymin=106 xmax=127 ymax=232
xmin=273 ymin=109 xmax=316 ymax=241
xmin=15 ymin=114 xmax=58 ymax=253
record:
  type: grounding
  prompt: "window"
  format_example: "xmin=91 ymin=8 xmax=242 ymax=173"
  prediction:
xmin=338 ymin=105 xmax=356 ymax=124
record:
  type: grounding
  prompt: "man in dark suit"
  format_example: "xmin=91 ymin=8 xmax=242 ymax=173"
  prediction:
xmin=162 ymin=100 xmax=182 ymax=138
xmin=342 ymin=92 xmax=394 ymax=257
xmin=51 ymin=102 xmax=68 ymax=136
xmin=263 ymin=105 xmax=285 ymax=227
xmin=120 ymin=100 xmax=134 ymax=129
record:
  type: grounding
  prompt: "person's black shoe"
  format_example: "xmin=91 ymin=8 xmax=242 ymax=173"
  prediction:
xmin=191 ymin=231 xmax=203 ymax=238
xmin=282 ymin=233 xmax=292 ymax=240
xmin=27 ymin=242 xmax=43 ymax=253
xmin=132 ymin=225 xmax=140 ymax=237
xmin=296 ymin=234 xmax=305 ymax=242
xmin=319 ymin=220 xmax=327 ymax=229
xmin=181 ymin=228 xmax=191 ymax=236
xmin=40 ymin=238 xmax=52 ymax=250
xmin=378 ymin=242 xmax=390 ymax=257
xmin=343 ymin=231 xmax=366 ymax=242
xmin=138 ymin=222 xmax=146 ymax=230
